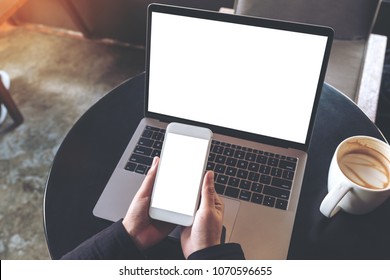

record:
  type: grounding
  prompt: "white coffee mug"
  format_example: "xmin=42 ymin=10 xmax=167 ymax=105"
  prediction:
xmin=320 ymin=136 xmax=390 ymax=218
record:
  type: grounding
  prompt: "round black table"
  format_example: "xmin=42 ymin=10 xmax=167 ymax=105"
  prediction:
xmin=44 ymin=73 xmax=390 ymax=259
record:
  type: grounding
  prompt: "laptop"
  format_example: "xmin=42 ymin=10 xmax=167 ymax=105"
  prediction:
xmin=93 ymin=3 xmax=333 ymax=259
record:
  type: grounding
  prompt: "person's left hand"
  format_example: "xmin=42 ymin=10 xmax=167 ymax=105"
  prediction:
xmin=122 ymin=157 xmax=175 ymax=251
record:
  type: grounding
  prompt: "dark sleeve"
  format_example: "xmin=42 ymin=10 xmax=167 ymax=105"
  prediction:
xmin=187 ymin=243 xmax=245 ymax=260
xmin=61 ymin=220 xmax=145 ymax=260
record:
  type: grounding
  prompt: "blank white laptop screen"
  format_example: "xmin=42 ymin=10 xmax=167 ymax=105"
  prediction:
xmin=148 ymin=12 xmax=329 ymax=144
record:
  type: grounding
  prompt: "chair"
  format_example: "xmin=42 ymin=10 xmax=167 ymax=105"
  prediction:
xmin=0 ymin=0 xmax=26 ymax=128
xmin=0 ymin=71 xmax=23 ymax=127
xmin=234 ymin=0 xmax=387 ymax=122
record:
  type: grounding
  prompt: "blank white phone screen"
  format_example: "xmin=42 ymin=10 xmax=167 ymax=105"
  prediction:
xmin=151 ymin=132 xmax=209 ymax=216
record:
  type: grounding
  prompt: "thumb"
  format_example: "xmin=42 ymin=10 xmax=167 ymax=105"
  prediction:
xmin=199 ymin=171 xmax=216 ymax=209
xmin=135 ymin=157 xmax=159 ymax=198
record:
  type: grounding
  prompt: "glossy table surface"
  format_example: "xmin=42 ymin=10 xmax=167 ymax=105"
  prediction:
xmin=44 ymin=73 xmax=390 ymax=259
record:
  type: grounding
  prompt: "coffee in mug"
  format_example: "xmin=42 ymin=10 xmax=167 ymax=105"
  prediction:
xmin=338 ymin=143 xmax=389 ymax=190
xmin=320 ymin=136 xmax=390 ymax=218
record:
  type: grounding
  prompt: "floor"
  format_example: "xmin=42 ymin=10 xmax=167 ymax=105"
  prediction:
xmin=375 ymin=48 xmax=390 ymax=141
xmin=0 ymin=23 xmax=145 ymax=259
xmin=373 ymin=1 xmax=390 ymax=142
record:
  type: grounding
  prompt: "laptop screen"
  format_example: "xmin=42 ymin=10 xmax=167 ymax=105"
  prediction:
xmin=146 ymin=7 xmax=332 ymax=146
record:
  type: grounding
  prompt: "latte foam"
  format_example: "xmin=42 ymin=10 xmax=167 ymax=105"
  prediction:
xmin=339 ymin=150 xmax=389 ymax=190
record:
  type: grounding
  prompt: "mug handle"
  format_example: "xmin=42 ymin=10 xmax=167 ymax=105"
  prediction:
xmin=320 ymin=184 xmax=352 ymax=218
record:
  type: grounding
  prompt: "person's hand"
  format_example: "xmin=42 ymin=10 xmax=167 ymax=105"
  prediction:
xmin=180 ymin=171 xmax=224 ymax=258
xmin=122 ymin=157 xmax=175 ymax=251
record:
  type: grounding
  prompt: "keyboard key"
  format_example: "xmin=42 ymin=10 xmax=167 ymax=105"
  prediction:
xmin=271 ymin=177 xmax=292 ymax=190
xmin=248 ymin=171 xmax=260 ymax=182
xmin=287 ymin=157 xmax=298 ymax=162
xmin=129 ymin=154 xmax=153 ymax=166
xmin=282 ymin=170 xmax=294 ymax=180
xmin=134 ymin=145 xmax=153 ymax=156
xmin=212 ymin=145 xmax=224 ymax=154
xmin=267 ymin=157 xmax=279 ymax=167
xmin=215 ymin=184 xmax=225 ymax=195
xmin=153 ymin=141 xmax=163 ymax=149
xmin=223 ymin=147 xmax=235 ymax=156
xmin=228 ymin=177 xmax=240 ymax=187
xmin=259 ymin=165 xmax=271 ymax=174
xmin=215 ymin=155 xmax=227 ymax=164
xmin=216 ymin=174 xmax=228 ymax=185
xmin=135 ymin=164 xmax=148 ymax=174
xmin=245 ymin=152 xmax=256 ymax=161
xmin=279 ymin=160 xmax=297 ymax=171
xmin=226 ymin=167 xmax=237 ymax=176
xmin=263 ymin=185 xmax=290 ymax=200
xmin=248 ymin=162 xmax=259 ymax=172
xmin=125 ymin=162 xmax=137 ymax=171
xmin=226 ymin=157 xmax=237 ymax=166
xmin=263 ymin=196 xmax=276 ymax=207
xmin=239 ymin=180 xmax=251 ymax=190
xmin=225 ymin=186 xmax=240 ymax=198
xmin=146 ymin=125 xmax=160 ymax=131
xmin=239 ymin=190 xmax=251 ymax=201
xmin=152 ymin=131 xmax=164 ymax=140
xmin=242 ymin=147 xmax=252 ymax=152
xmin=151 ymin=149 xmax=160 ymax=157
xmin=221 ymin=142 xmax=230 ymax=147
xmin=271 ymin=167 xmax=283 ymax=177
xmin=206 ymin=162 xmax=215 ymax=170
xmin=237 ymin=160 xmax=248 ymax=169
xmin=138 ymin=137 xmax=154 ymax=147
xmin=142 ymin=129 xmax=153 ymax=138
xmin=260 ymin=174 xmax=271 ymax=184
xmin=256 ymin=155 xmax=268 ymax=164
xmin=215 ymin=164 xmax=226 ymax=174
xmin=237 ymin=169 xmax=248 ymax=179
xmin=275 ymin=199 xmax=288 ymax=210
xmin=234 ymin=150 xmax=246 ymax=159
xmin=208 ymin=153 xmax=216 ymax=162
xmin=251 ymin=183 xmax=263 ymax=193
xmin=251 ymin=193 xmax=264 ymax=204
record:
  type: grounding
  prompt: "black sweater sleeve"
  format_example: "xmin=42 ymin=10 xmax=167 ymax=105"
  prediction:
xmin=61 ymin=220 xmax=144 ymax=260
xmin=61 ymin=220 xmax=245 ymax=260
xmin=188 ymin=243 xmax=245 ymax=260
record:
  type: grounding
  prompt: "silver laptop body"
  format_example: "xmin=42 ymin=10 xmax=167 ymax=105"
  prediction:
xmin=93 ymin=4 xmax=333 ymax=259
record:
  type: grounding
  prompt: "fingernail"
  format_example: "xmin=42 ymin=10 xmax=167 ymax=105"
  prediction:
xmin=208 ymin=171 xmax=214 ymax=182
xmin=152 ymin=156 xmax=159 ymax=167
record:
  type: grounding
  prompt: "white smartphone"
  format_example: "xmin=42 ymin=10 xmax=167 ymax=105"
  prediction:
xmin=149 ymin=122 xmax=213 ymax=226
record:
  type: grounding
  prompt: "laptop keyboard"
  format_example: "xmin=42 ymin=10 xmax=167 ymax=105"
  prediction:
xmin=125 ymin=126 xmax=297 ymax=210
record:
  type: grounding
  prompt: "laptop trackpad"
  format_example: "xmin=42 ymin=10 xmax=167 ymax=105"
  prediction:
xmin=168 ymin=198 xmax=240 ymax=242
xmin=221 ymin=197 xmax=240 ymax=242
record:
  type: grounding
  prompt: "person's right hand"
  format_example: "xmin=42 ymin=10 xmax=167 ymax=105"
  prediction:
xmin=180 ymin=171 xmax=224 ymax=258
xmin=122 ymin=157 xmax=175 ymax=251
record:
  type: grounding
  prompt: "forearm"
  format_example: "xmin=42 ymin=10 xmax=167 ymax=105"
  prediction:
xmin=61 ymin=220 xmax=145 ymax=260
xmin=188 ymin=243 xmax=245 ymax=260
xmin=60 ymin=220 xmax=245 ymax=260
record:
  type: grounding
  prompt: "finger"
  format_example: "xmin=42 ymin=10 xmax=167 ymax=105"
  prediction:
xmin=200 ymin=171 xmax=216 ymax=209
xmin=135 ymin=157 xmax=159 ymax=197
xmin=214 ymin=188 xmax=224 ymax=213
